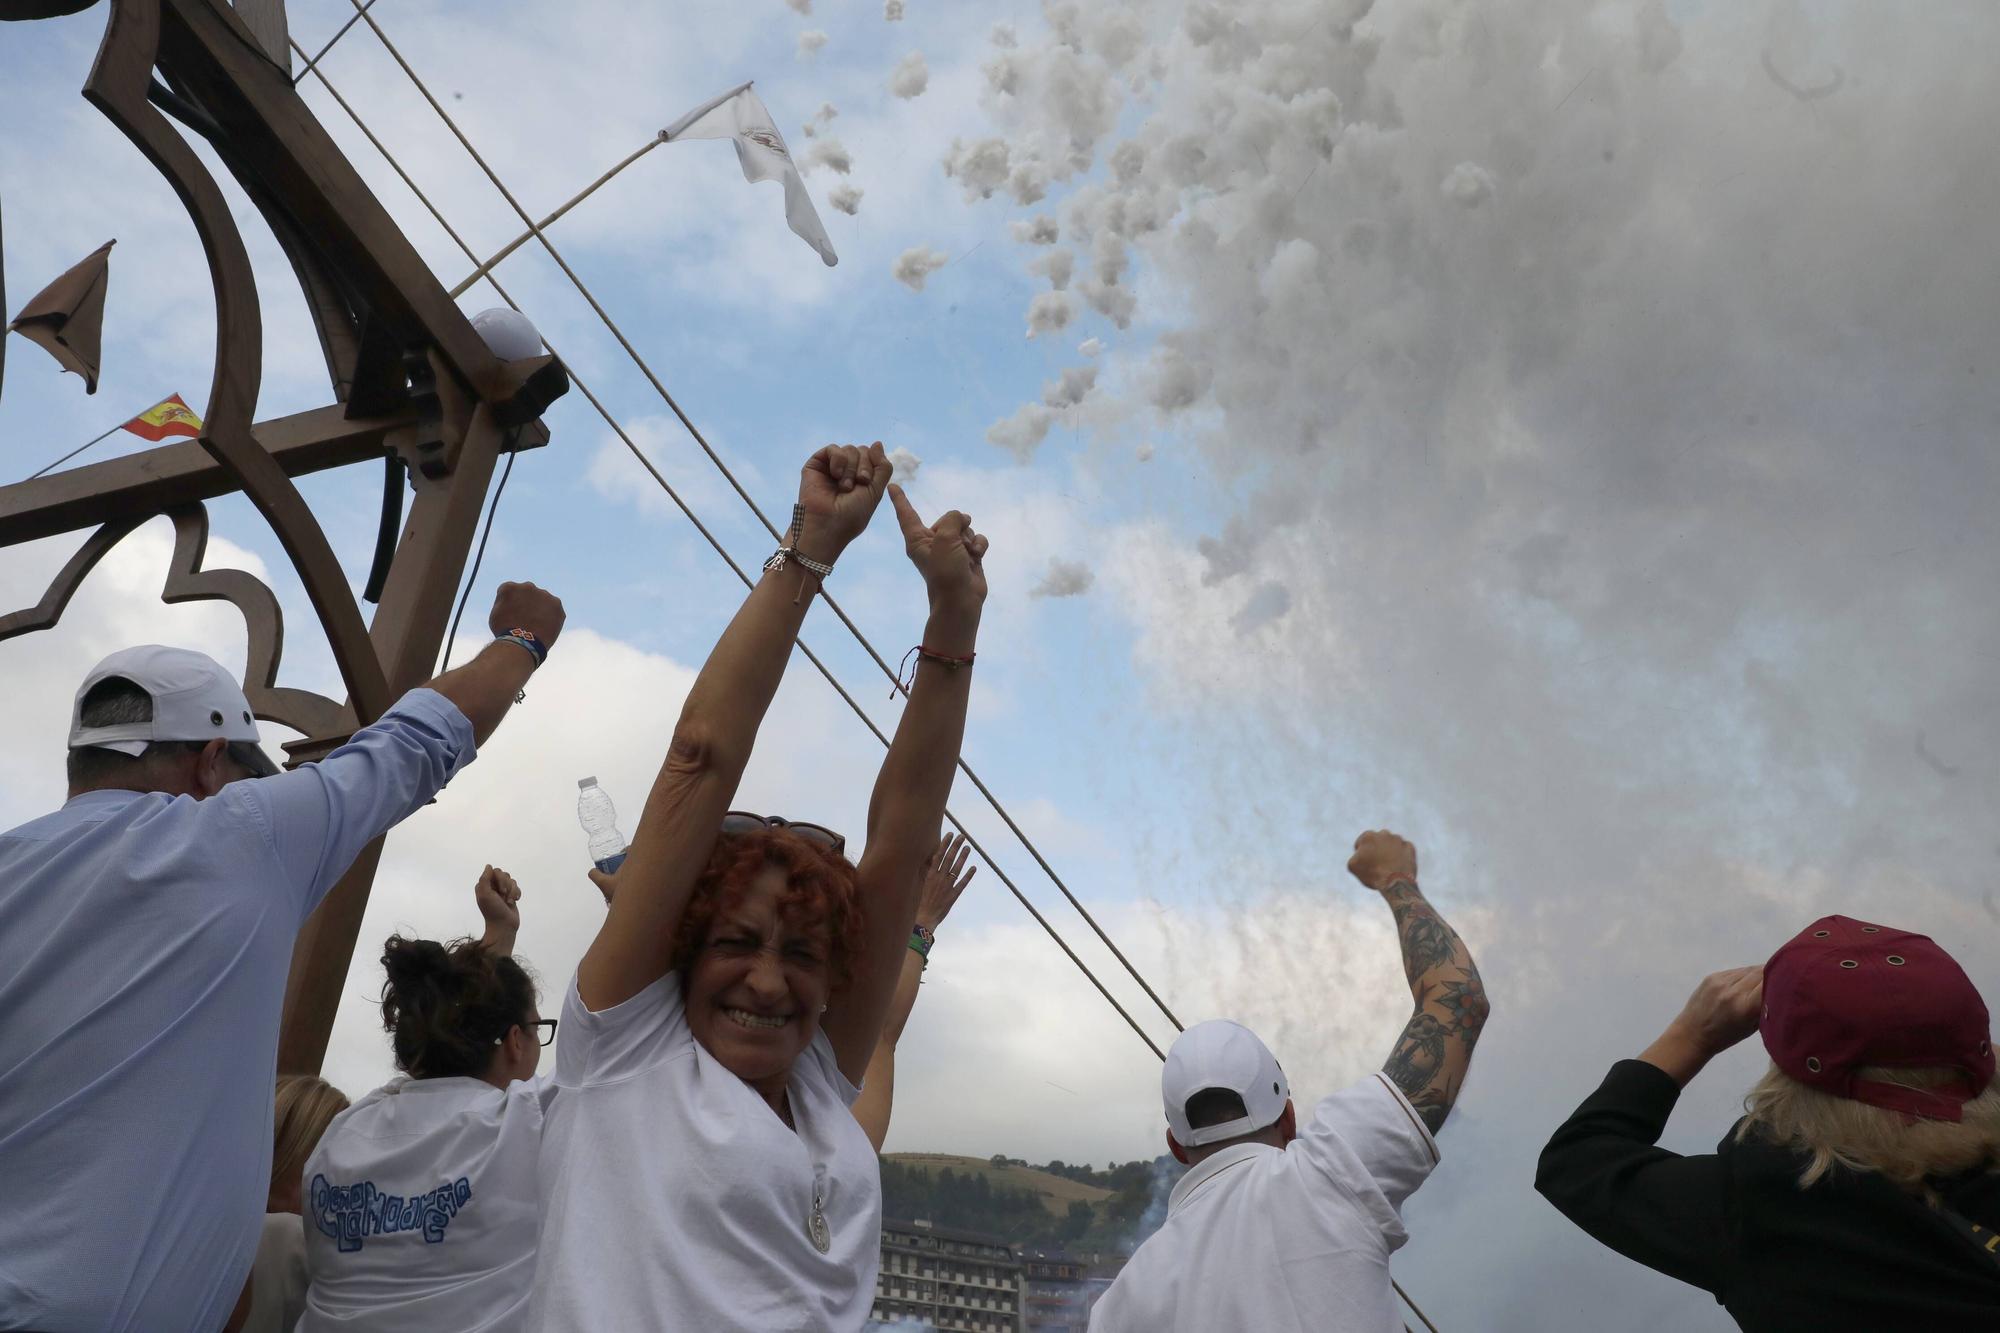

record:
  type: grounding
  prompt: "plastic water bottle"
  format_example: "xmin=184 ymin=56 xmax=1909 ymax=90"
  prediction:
xmin=577 ymin=777 xmax=628 ymax=874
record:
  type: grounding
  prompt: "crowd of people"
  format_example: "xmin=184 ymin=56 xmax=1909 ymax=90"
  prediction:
xmin=0 ymin=442 xmax=1994 ymax=1331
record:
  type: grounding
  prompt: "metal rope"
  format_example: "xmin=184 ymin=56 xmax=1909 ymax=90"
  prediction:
xmin=289 ymin=38 xmax=1167 ymax=1064
xmin=336 ymin=0 xmax=1187 ymax=1038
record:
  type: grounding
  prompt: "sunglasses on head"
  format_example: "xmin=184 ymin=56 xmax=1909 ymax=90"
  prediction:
xmin=721 ymin=811 xmax=847 ymax=856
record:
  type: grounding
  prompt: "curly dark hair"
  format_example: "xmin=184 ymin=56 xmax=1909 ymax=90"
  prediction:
xmin=379 ymin=935 xmax=537 ymax=1080
xmin=672 ymin=829 xmax=864 ymax=989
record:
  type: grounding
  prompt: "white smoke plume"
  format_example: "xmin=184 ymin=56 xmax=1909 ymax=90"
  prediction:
xmin=884 ymin=0 xmax=904 ymax=19
xmin=889 ymin=51 xmax=930 ymax=99
xmin=1032 ymin=558 xmax=1096 ymax=599
xmin=1078 ymin=337 xmax=1104 ymax=357
xmin=783 ymin=0 xmax=810 ymax=12
xmin=1011 ymin=215 xmax=1060 ymax=245
xmin=795 ymin=28 xmax=827 ymax=57
xmin=985 ymin=403 xmax=1057 ymax=462
xmin=943 ymin=1 xmax=2000 ymax=1327
xmin=892 ymin=246 xmax=950 ymax=291
xmin=802 ymin=137 xmax=850 ymax=175
xmin=828 ymin=183 xmax=863 ymax=215
xmin=1029 ymin=248 xmax=1074 ymax=290
xmin=1041 ymin=365 xmax=1098 ymax=409
xmin=1023 ymin=290 xmax=1073 ymax=338
xmin=888 ymin=446 xmax=922 ymax=480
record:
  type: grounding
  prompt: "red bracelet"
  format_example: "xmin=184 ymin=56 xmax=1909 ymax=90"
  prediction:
xmin=893 ymin=645 xmax=976 ymax=696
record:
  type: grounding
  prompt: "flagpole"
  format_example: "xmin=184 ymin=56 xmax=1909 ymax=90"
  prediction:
xmin=447 ymin=134 xmax=667 ymax=298
xmin=23 ymin=399 xmax=166 ymax=481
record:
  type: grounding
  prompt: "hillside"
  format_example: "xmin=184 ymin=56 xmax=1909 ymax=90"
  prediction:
xmin=880 ymin=1152 xmax=1174 ymax=1253
xmin=885 ymin=1153 xmax=1115 ymax=1215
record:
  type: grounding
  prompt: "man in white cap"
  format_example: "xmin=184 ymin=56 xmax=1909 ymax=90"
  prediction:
xmin=1088 ymin=830 xmax=1491 ymax=1333
xmin=0 ymin=582 xmax=563 ymax=1333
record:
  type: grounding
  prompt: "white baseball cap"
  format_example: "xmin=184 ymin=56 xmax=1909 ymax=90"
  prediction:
xmin=69 ymin=645 xmax=279 ymax=777
xmin=1162 ymin=1019 xmax=1292 ymax=1148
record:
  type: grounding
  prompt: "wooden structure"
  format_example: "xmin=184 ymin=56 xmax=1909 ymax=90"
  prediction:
xmin=0 ymin=0 xmax=568 ymax=1072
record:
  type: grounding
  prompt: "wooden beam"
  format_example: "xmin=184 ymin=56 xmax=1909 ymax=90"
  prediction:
xmin=0 ymin=402 xmax=548 ymax=546
xmin=0 ymin=403 xmax=418 ymax=545
xmin=159 ymin=0 xmax=511 ymax=402
xmin=277 ymin=400 xmax=508 ymax=1072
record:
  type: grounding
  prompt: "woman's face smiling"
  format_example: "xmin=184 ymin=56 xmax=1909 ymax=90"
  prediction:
xmin=685 ymin=863 xmax=835 ymax=1111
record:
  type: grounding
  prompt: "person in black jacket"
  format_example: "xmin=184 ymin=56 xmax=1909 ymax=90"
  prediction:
xmin=1536 ymin=914 xmax=2000 ymax=1331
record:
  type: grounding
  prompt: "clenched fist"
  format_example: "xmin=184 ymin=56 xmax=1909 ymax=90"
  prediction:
xmin=1347 ymin=830 xmax=1418 ymax=892
xmin=796 ymin=443 xmax=893 ymax=561
xmin=487 ymin=581 xmax=565 ymax=652
xmin=474 ymin=865 xmax=522 ymax=937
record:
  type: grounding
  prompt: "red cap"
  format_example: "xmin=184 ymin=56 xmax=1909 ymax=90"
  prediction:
xmin=1760 ymin=915 xmax=1994 ymax=1122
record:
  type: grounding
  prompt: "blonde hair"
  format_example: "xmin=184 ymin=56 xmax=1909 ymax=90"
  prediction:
xmin=271 ymin=1074 xmax=350 ymax=1200
xmin=1737 ymin=1062 xmax=2000 ymax=1193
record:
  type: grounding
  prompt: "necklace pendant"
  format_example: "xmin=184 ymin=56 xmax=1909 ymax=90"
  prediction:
xmin=807 ymin=1202 xmax=831 ymax=1254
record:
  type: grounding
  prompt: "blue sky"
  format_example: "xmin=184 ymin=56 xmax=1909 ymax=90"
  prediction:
xmin=7 ymin=1 xmax=2000 ymax=1327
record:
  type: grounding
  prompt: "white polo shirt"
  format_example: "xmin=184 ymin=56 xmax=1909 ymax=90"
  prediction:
xmin=528 ymin=970 xmax=882 ymax=1331
xmin=1088 ymin=1072 xmax=1440 ymax=1333
xmin=299 ymin=1074 xmax=550 ymax=1332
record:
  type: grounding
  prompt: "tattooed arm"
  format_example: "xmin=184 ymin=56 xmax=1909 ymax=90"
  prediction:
xmin=1346 ymin=830 xmax=1491 ymax=1134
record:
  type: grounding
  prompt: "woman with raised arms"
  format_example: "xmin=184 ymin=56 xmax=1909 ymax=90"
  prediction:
xmin=527 ymin=442 xmax=989 ymax=1331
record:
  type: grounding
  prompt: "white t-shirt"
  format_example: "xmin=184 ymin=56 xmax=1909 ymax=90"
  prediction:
xmin=529 ymin=971 xmax=882 ymax=1331
xmin=1089 ymin=1072 xmax=1440 ymax=1333
xmin=299 ymin=1074 xmax=549 ymax=1332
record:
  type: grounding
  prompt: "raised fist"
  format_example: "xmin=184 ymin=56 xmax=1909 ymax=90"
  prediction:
xmin=474 ymin=865 xmax=522 ymax=936
xmin=487 ymin=581 xmax=565 ymax=651
xmin=796 ymin=443 xmax=893 ymax=560
xmin=1346 ymin=830 xmax=1418 ymax=892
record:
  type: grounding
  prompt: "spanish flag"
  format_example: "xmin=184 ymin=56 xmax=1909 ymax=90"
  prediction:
xmin=122 ymin=394 xmax=203 ymax=442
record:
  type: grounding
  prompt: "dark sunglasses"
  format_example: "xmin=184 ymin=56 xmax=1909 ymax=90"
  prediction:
xmin=721 ymin=810 xmax=847 ymax=856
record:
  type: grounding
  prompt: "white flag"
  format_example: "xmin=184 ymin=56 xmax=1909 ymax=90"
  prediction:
xmin=661 ymin=82 xmax=838 ymax=267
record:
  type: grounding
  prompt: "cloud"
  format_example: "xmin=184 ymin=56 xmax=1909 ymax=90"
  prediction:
xmin=796 ymin=28 xmax=827 ymax=58
xmin=893 ymin=246 xmax=951 ymax=291
xmin=784 ymin=0 xmax=811 ymax=12
xmin=888 ymin=51 xmax=930 ymax=99
xmin=828 ymin=183 xmax=863 ymax=215
xmin=887 ymin=446 xmax=923 ymax=482
xmin=1030 ymin=558 xmax=1095 ymax=599
xmin=1078 ymin=337 xmax=1103 ymax=357
xmin=884 ymin=0 xmax=904 ymax=19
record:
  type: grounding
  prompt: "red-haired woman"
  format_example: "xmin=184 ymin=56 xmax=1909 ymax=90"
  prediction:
xmin=528 ymin=444 xmax=989 ymax=1331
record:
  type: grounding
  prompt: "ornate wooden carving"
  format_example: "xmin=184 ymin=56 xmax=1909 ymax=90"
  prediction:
xmin=0 ymin=0 xmax=566 ymax=1071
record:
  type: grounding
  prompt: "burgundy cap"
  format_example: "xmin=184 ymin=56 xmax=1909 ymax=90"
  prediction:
xmin=1760 ymin=915 xmax=1994 ymax=1122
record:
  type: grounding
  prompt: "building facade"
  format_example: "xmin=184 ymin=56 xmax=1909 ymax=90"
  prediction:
xmin=870 ymin=1217 xmax=1024 ymax=1333
xmin=1019 ymin=1247 xmax=1121 ymax=1332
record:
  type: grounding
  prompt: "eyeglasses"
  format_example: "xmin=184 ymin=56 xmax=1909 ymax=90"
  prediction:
xmin=721 ymin=810 xmax=847 ymax=856
xmin=501 ymin=1019 xmax=557 ymax=1048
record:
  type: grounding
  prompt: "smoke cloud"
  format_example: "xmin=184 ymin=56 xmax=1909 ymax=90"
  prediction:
xmin=942 ymin=0 xmax=2000 ymax=1326
xmin=893 ymin=246 xmax=951 ymax=291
